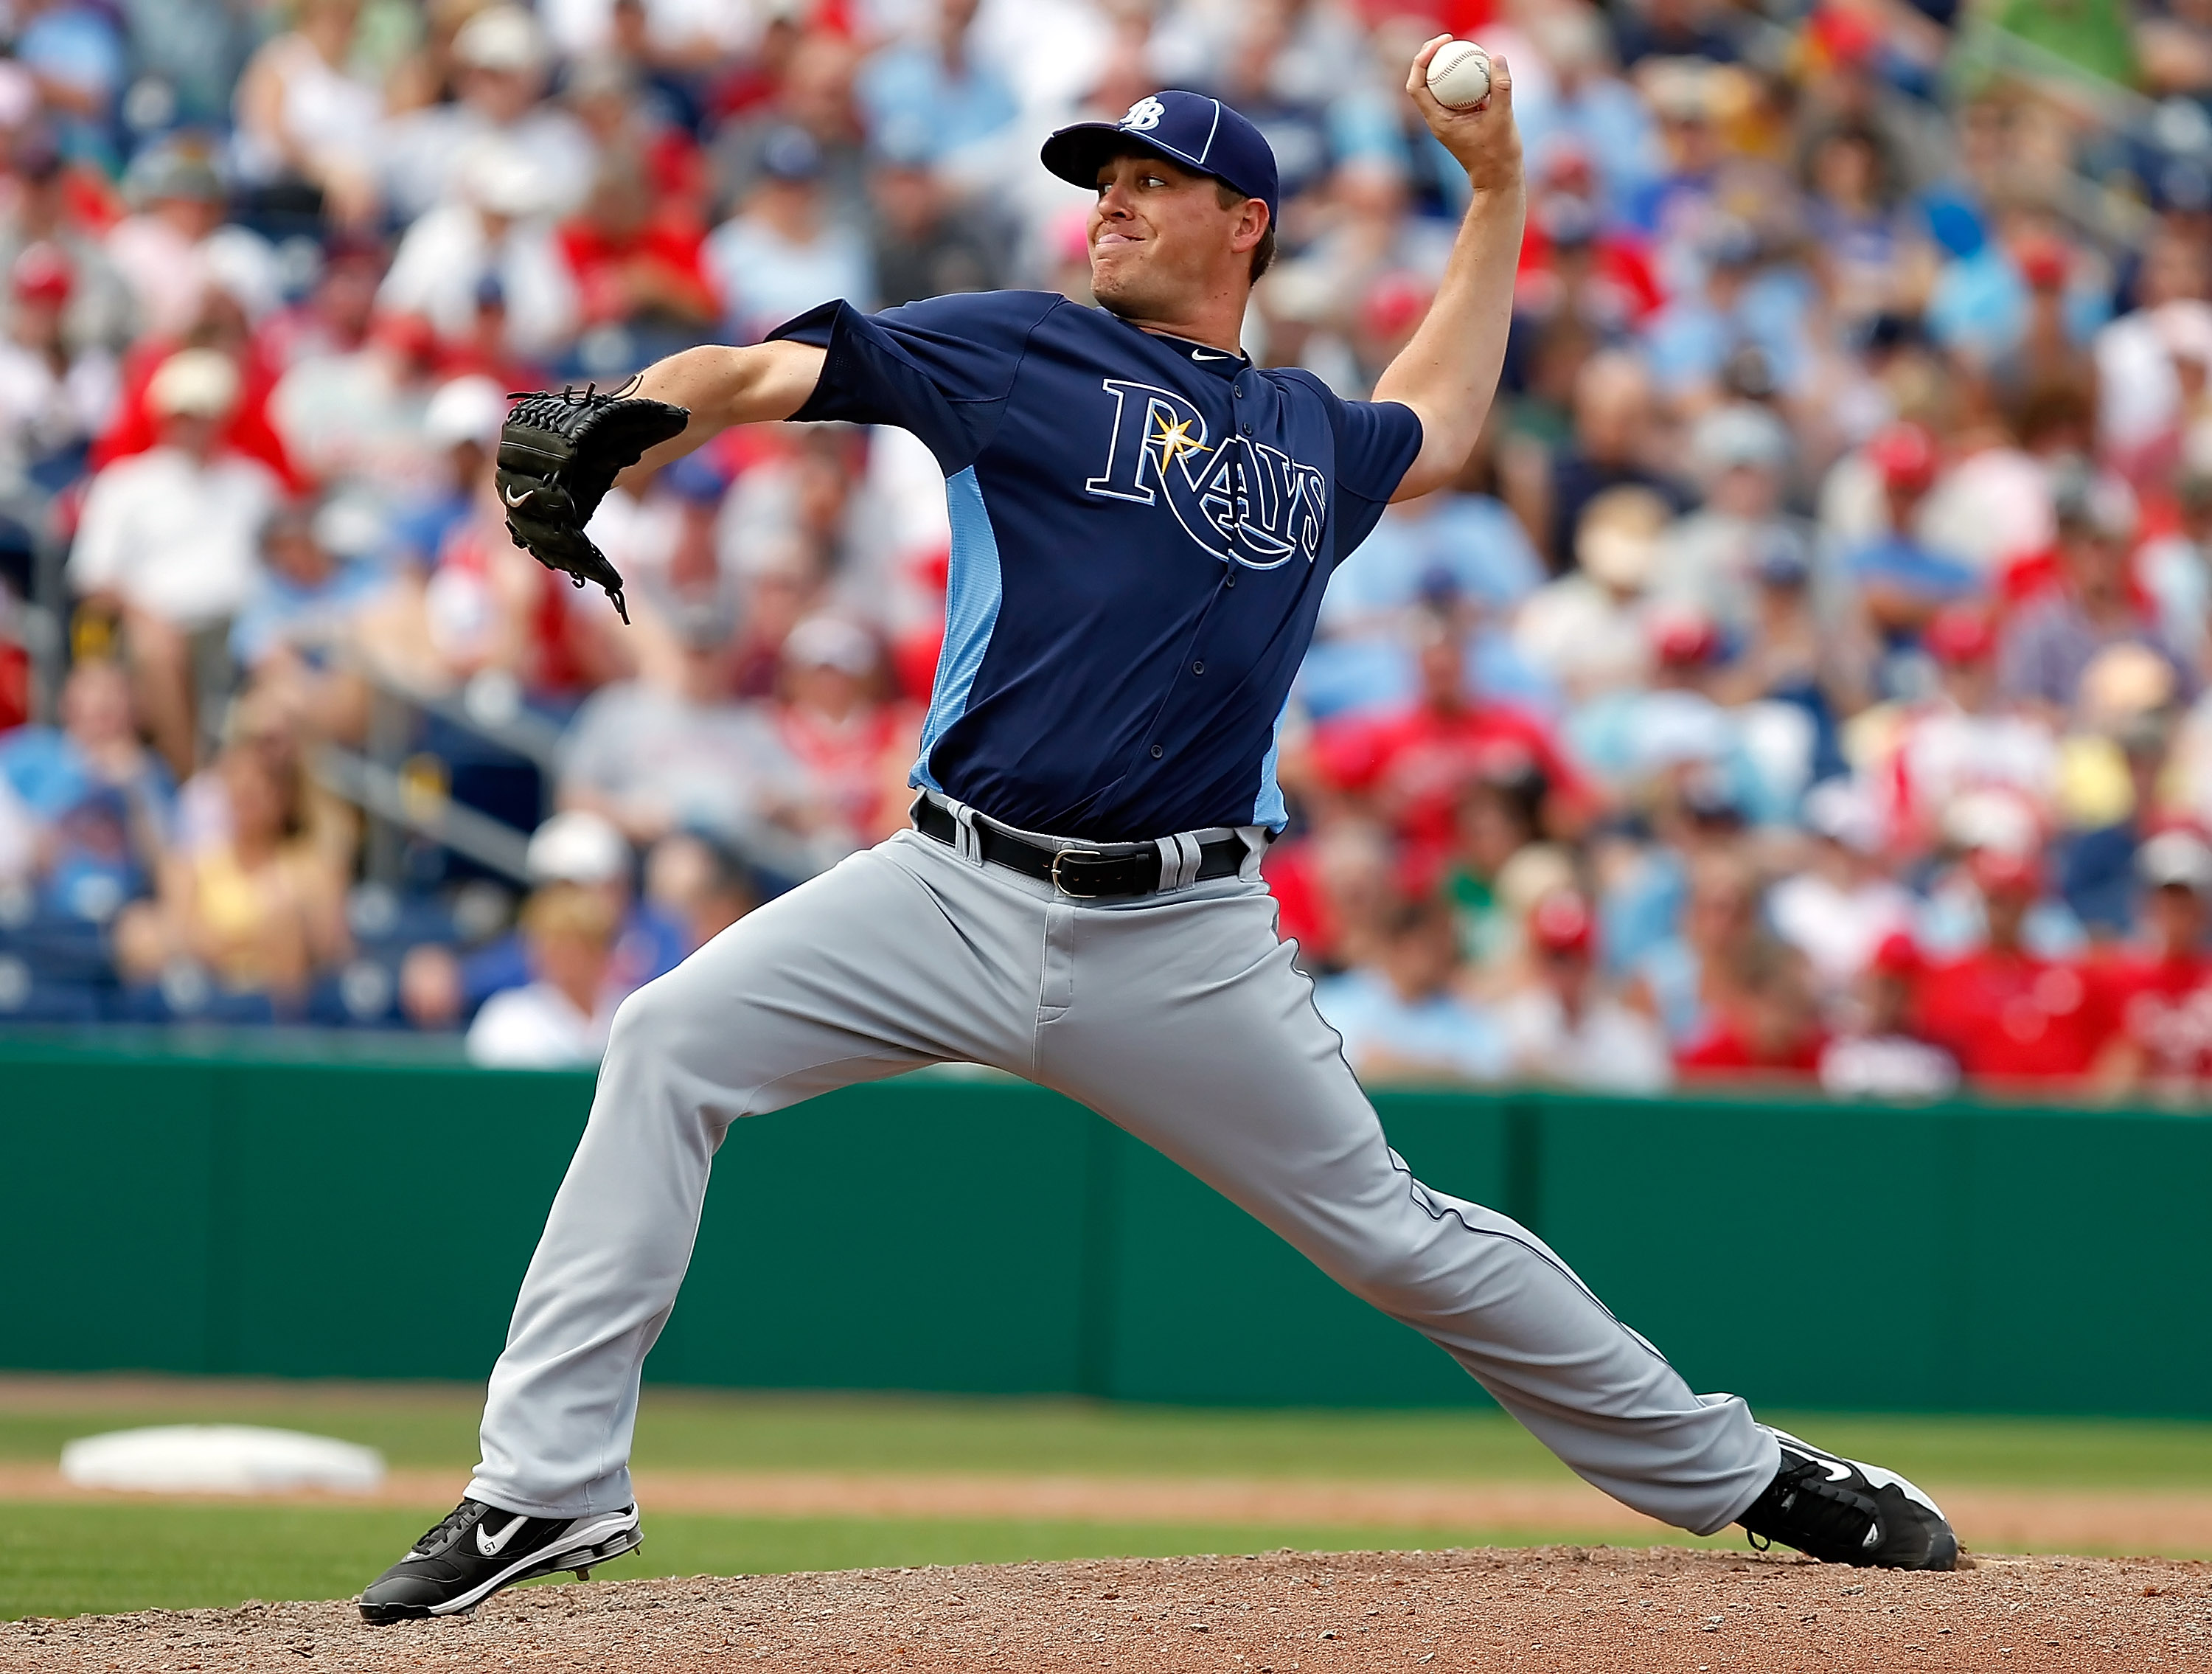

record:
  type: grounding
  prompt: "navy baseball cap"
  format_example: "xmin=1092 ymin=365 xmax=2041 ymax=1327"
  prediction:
xmin=1042 ymin=91 xmax=1279 ymax=222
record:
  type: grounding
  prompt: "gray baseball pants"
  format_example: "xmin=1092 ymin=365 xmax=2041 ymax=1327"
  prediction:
xmin=470 ymin=824 xmax=1779 ymax=1535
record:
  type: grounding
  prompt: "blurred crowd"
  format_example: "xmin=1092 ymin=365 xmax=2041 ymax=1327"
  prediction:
xmin=6 ymin=0 xmax=2212 ymax=1097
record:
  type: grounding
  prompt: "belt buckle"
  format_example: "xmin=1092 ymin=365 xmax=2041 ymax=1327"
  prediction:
xmin=1049 ymin=847 xmax=1111 ymax=898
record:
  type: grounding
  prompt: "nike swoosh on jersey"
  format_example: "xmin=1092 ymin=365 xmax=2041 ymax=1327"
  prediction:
xmin=1191 ymin=350 xmax=1231 ymax=360
xmin=476 ymin=1513 xmax=528 ymax=1556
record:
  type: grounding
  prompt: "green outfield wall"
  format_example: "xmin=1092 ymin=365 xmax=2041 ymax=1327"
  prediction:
xmin=4 ymin=1038 xmax=2208 ymax=1414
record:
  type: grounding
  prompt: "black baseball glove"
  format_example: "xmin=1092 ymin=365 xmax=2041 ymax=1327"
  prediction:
xmin=495 ymin=383 xmax=691 ymax=624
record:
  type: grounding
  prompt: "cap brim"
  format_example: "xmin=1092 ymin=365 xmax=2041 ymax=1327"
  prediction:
xmin=1040 ymin=122 xmax=1220 ymax=192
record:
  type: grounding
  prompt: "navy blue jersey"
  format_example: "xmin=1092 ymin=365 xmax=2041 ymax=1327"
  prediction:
xmin=770 ymin=291 xmax=1423 ymax=840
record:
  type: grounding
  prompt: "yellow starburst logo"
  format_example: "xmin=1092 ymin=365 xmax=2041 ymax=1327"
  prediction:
xmin=1149 ymin=411 xmax=1211 ymax=471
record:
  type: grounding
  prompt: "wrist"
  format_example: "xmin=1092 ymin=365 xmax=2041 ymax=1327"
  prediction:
xmin=1461 ymin=174 xmax=1526 ymax=211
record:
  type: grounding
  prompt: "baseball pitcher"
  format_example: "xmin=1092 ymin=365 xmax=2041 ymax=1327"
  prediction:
xmin=361 ymin=40 xmax=1956 ymax=1624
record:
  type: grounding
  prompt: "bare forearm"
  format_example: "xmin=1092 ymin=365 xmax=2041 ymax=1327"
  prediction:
xmin=1373 ymin=181 xmax=1525 ymax=499
xmin=1375 ymin=37 xmax=1526 ymax=501
xmin=625 ymin=339 xmax=827 ymax=470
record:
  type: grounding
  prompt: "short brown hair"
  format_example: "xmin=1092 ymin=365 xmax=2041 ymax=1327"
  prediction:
xmin=1216 ymin=181 xmax=1276 ymax=283
xmin=521 ymin=881 xmax=621 ymax=949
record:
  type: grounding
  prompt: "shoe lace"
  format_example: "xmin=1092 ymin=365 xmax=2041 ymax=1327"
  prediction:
xmin=1742 ymin=1460 xmax=1879 ymax=1559
xmin=408 ymin=1500 xmax=482 ymax=1555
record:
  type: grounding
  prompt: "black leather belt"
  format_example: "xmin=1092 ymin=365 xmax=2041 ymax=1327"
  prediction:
xmin=913 ymin=796 xmax=1249 ymax=898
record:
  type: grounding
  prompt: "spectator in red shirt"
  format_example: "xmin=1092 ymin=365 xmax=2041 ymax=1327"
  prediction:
xmin=1818 ymin=931 xmax=1961 ymax=1100
xmin=1512 ymin=150 xmax=1664 ymax=336
xmin=1880 ymin=604 xmax=2059 ymax=855
xmin=413 ymin=447 xmax=626 ymax=704
xmin=568 ymin=58 xmax=712 ymax=226
xmin=1312 ymin=610 xmax=1593 ymax=877
xmin=2090 ymin=828 xmax=2212 ymax=1099
xmin=556 ymin=154 xmax=719 ymax=367
xmin=428 ymin=274 xmax=546 ymax=393
xmin=1262 ymin=808 xmax=1401 ymax=977
xmin=1495 ymin=889 xmax=1674 ymax=1093
xmin=773 ymin=614 xmax=919 ymax=852
xmin=1676 ymin=936 xmax=1828 ymax=1083
xmin=91 ymin=292 xmax=304 ymax=493
xmin=1916 ymin=846 xmax=2101 ymax=1088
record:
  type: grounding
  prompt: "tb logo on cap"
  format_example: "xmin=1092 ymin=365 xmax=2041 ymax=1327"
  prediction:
xmin=1119 ymin=97 xmax=1165 ymax=131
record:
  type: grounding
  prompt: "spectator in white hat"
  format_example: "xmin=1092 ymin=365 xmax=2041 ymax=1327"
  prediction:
xmin=391 ymin=375 xmax=507 ymax=568
xmin=1769 ymin=779 xmax=1916 ymax=999
xmin=378 ymin=138 xmax=581 ymax=366
xmin=1516 ymin=484 xmax=1669 ymax=701
xmin=525 ymin=806 xmax=631 ymax=889
xmin=379 ymin=4 xmax=594 ymax=224
xmin=402 ymin=807 xmax=682 ymax=1037
xmin=465 ymin=881 xmax=621 ymax=1069
xmin=2092 ymin=828 xmax=2212 ymax=1097
xmin=69 ymin=347 xmax=281 ymax=772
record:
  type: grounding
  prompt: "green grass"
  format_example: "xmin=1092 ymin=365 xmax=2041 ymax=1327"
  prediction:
xmin=7 ymin=1378 xmax=2212 ymax=1621
xmin=0 ymin=1501 xmax=1704 ymax=1623
xmin=7 ymin=1379 xmax=2212 ymax=1488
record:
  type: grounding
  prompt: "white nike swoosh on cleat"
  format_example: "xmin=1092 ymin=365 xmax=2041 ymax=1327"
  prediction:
xmin=1769 ymin=1427 xmax=1947 ymax=1517
xmin=426 ymin=1509 xmax=641 ymax=1617
xmin=476 ymin=1513 xmax=529 ymax=1557
xmin=1821 ymin=1459 xmax=1854 ymax=1483
xmin=502 ymin=485 xmax=534 ymax=506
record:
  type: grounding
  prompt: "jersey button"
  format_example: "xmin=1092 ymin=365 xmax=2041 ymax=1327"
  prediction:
xmin=1150 ymin=745 xmax=1164 ymax=759
xmin=1192 ymin=660 xmax=1205 ymax=675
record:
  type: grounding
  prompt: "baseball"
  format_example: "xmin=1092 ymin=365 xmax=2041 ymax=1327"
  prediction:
xmin=1425 ymin=39 xmax=1492 ymax=109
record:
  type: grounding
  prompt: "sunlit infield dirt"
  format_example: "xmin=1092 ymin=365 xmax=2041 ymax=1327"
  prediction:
xmin=7 ymin=1545 xmax=2211 ymax=1673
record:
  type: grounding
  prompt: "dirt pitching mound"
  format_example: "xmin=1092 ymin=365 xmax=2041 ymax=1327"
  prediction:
xmin=7 ymin=1546 xmax=2210 ymax=1673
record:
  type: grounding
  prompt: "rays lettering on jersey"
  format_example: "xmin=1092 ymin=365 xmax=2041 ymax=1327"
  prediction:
xmin=1083 ymin=378 xmax=1326 ymax=570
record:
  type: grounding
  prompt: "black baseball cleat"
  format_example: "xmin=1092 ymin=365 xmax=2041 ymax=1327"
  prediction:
xmin=1739 ymin=1429 xmax=1959 ymax=1570
xmin=358 ymin=1498 xmax=642 ymax=1623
